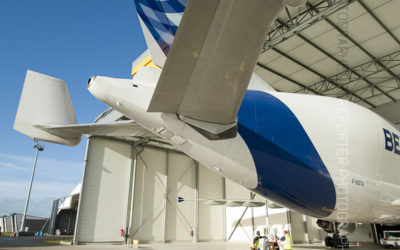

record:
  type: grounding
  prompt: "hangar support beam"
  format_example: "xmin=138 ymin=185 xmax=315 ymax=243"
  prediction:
xmin=263 ymin=0 xmax=354 ymax=51
xmin=357 ymin=0 xmax=400 ymax=46
xmin=258 ymin=0 xmax=400 ymax=109
xmin=227 ymin=193 xmax=256 ymax=241
xmin=193 ymin=161 xmax=199 ymax=243
xmin=308 ymin=2 xmax=400 ymax=89
xmin=336 ymin=51 xmax=400 ymax=101
xmin=303 ymin=215 xmax=310 ymax=244
xmin=271 ymin=47 xmax=376 ymax=107
xmin=163 ymin=151 xmax=169 ymax=243
xmin=272 ymin=18 xmax=396 ymax=104
xmin=294 ymin=50 xmax=400 ymax=101
xmin=73 ymin=138 xmax=91 ymax=246
xmin=256 ymin=62 xmax=319 ymax=94
xmin=257 ymin=51 xmax=400 ymax=106
xmin=126 ymin=144 xmax=143 ymax=244
xmin=286 ymin=209 xmax=293 ymax=245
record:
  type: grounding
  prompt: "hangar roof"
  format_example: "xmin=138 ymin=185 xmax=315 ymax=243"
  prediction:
xmin=255 ymin=0 xmax=400 ymax=126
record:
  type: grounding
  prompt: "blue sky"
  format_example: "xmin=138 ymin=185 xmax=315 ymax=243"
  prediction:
xmin=0 ymin=0 xmax=146 ymax=217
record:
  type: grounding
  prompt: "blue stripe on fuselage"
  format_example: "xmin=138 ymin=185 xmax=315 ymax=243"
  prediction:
xmin=237 ymin=90 xmax=336 ymax=218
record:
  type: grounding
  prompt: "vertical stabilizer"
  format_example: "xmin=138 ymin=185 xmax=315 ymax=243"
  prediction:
xmin=134 ymin=0 xmax=188 ymax=67
xmin=14 ymin=70 xmax=81 ymax=146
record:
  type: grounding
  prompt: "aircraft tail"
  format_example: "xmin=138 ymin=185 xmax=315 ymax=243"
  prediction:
xmin=134 ymin=0 xmax=187 ymax=67
xmin=14 ymin=70 xmax=81 ymax=146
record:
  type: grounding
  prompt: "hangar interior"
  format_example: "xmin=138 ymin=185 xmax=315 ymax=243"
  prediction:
xmin=48 ymin=184 xmax=81 ymax=236
xmin=72 ymin=0 xmax=399 ymax=246
xmin=256 ymin=0 xmax=400 ymax=125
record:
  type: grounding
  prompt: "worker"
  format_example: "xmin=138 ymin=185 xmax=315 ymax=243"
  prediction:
xmin=266 ymin=228 xmax=276 ymax=250
xmin=274 ymin=230 xmax=280 ymax=249
xmin=282 ymin=230 xmax=292 ymax=250
xmin=251 ymin=230 xmax=263 ymax=250
xmin=261 ymin=227 xmax=269 ymax=250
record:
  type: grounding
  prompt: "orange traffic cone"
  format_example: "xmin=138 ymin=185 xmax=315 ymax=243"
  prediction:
xmin=356 ymin=242 xmax=360 ymax=247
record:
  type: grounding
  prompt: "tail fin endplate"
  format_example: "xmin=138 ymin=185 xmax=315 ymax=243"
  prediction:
xmin=14 ymin=70 xmax=81 ymax=146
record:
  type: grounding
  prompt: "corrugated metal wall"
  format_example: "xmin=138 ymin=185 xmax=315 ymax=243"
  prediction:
xmin=129 ymin=147 xmax=167 ymax=242
xmin=5 ymin=216 xmax=11 ymax=232
xmin=75 ymin=137 xmax=229 ymax=244
xmin=76 ymin=137 xmax=132 ymax=243
xmin=128 ymin=147 xmax=225 ymax=242
xmin=198 ymin=166 xmax=225 ymax=241
xmin=307 ymin=217 xmax=326 ymax=242
xmin=0 ymin=217 xmax=4 ymax=233
xmin=165 ymin=152 xmax=195 ymax=241
xmin=290 ymin=211 xmax=306 ymax=243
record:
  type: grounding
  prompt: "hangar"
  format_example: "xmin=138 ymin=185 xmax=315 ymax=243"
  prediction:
xmin=69 ymin=0 xmax=400 ymax=246
xmin=0 ymin=213 xmax=48 ymax=234
xmin=72 ymin=109 xmax=375 ymax=245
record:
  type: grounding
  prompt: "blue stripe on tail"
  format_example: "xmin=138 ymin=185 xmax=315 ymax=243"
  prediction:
xmin=134 ymin=0 xmax=188 ymax=55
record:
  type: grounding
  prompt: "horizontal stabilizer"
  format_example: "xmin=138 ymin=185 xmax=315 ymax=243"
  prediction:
xmin=35 ymin=120 xmax=154 ymax=138
xmin=14 ymin=71 xmax=156 ymax=146
xmin=179 ymin=196 xmax=283 ymax=208
xmin=147 ymin=0 xmax=285 ymax=124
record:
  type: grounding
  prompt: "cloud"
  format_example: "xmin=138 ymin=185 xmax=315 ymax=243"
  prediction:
xmin=0 ymin=153 xmax=82 ymax=181
xmin=0 ymin=153 xmax=82 ymax=218
xmin=0 ymin=154 xmax=32 ymax=163
xmin=0 ymin=178 xmax=78 ymax=217
xmin=0 ymin=161 xmax=30 ymax=172
xmin=0 ymin=153 xmax=82 ymax=169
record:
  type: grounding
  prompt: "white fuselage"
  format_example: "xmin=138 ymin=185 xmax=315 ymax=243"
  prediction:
xmin=88 ymin=67 xmax=400 ymax=224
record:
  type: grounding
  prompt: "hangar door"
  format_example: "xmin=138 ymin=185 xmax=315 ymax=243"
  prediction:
xmin=75 ymin=137 xmax=226 ymax=244
xmin=130 ymin=148 xmax=196 ymax=242
xmin=75 ymin=137 xmax=132 ymax=243
xmin=129 ymin=147 xmax=225 ymax=242
xmin=198 ymin=166 xmax=225 ymax=241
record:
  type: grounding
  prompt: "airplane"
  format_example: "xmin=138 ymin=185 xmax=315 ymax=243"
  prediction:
xmin=13 ymin=0 xmax=400 ymax=248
